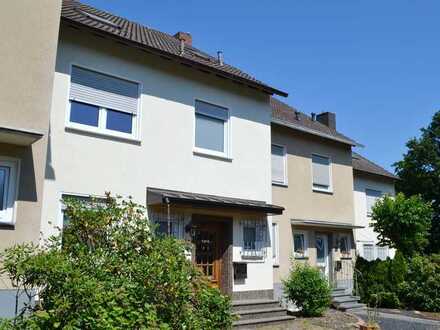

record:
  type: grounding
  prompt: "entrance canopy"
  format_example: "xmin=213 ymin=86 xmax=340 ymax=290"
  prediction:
xmin=0 ymin=126 xmax=43 ymax=146
xmin=291 ymin=219 xmax=364 ymax=229
xmin=147 ymin=187 xmax=284 ymax=215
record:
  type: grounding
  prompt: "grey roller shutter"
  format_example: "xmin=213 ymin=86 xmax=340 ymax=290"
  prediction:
xmin=312 ymin=155 xmax=330 ymax=187
xmin=70 ymin=66 xmax=139 ymax=114
xmin=195 ymin=100 xmax=228 ymax=121
xmin=271 ymin=145 xmax=285 ymax=184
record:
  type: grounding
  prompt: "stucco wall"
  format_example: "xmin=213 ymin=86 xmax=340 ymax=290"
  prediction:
xmin=353 ymin=172 xmax=395 ymax=253
xmin=42 ymin=26 xmax=273 ymax=292
xmin=0 ymin=0 xmax=61 ymax=314
xmin=271 ymin=125 xmax=355 ymax=284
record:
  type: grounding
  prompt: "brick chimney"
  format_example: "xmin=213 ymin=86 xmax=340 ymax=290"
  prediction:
xmin=316 ymin=112 xmax=336 ymax=130
xmin=174 ymin=31 xmax=192 ymax=46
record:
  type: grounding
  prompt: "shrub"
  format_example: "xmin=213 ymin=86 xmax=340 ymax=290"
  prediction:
xmin=283 ymin=263 xmax=331 ymax=316
xmin=356 ymin=253 xmax=440 ymax=312
xmin=371 ymin=193 xmax=432 ymax=257
xmin=0 ymin=194 xmax=233 ymax=329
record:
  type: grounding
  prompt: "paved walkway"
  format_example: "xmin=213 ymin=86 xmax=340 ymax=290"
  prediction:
xmin=353 ymin=309 xmax=440 ymax=330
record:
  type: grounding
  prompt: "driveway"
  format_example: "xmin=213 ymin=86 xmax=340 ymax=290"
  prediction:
xmin=352 ymin=309 xmax=440 ymax=330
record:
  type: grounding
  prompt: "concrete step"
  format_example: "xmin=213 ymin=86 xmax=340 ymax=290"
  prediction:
xmin=331 ymin=290 xmax=348 ymax=297
xmin=234 ymin=306 xmax=288 ymax=321
xmin=233 ymin=315 xmax=296 ymax=329
xmin=332 ymin=295 xmax=361 ymax=305
xmin=336 ymin=302 xmax=367 ymax=311
xmin=232 ymin=299 xmax=280 ymax=312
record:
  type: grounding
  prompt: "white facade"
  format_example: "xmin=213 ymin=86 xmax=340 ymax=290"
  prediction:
xmin=353 ymin=174 xmax=396 ymax=260
xmin=42 ymin=27 xmax=274 ymax=293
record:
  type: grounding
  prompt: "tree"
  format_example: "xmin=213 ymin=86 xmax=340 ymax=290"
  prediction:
xmin=371 ymin=193 xmax=432 ymax=256
xmin=0 ymin=194 xmax=233 ymax=329
xmin=394 ymin=111 xmax=440 ymax=253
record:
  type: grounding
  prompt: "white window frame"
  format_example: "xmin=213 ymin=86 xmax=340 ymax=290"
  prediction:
xmin=293 ymin=230 xmax=308 ymax=258
xmin=193 ymin=98 xmax=231 ymax=160
xmin=65 ymin=64 xmax=142 ymax=142
xmin=311 ymin=153 xmax=333 ymax=193
xmin=339 ymin=233 xmax=351 ymax=258
xmin=271 ymin=144 xmax=288 ymax=186
xmin=363 ymin=243 xmax=375 ymax=261
xmin=272 ymin=222 xmax=279 ymax=266
xmin=0 ymin=157 xmax=20 ymax=226
xmin=365 ymin=188 xmax=382 ymax=218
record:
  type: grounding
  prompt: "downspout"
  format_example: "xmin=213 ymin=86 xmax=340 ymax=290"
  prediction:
xmin=165 ymin=197 xmax=171 ymax=236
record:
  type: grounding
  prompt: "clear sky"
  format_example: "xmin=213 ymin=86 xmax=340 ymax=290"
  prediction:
xmin=82 ymin=0 xmax=439 ymax=172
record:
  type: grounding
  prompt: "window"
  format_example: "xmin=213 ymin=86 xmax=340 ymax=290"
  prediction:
xmin=377 ymin=246 xmax=389 ymax=260
xmin=194 ymin=100 xmax=229 ymax=157
xmin=312 ymin=154 xmax=331 ymax=192
xmin=0 ymin=159 xmax=19 ymax=225
xmin=363 ymin=244 xmax=374 ymax=261
xmin=149 ymin=210 xmax=184 ymax=239
xmin=243 ymin=226 xmax=256 ymax=250
xmin=272 ymin=144 xmax=287 ymax=185
xmin=68 ymin=66 xmax=140 ymax=139
xmin=293 ymin=231 xmax=308 ymax=258
xmin=339 ymin=235 xmax=351 ymax=258
xmin=366 ymin=189 xmax=382 ymax=217
xmin=61 ymin=194 xmax=106 ymax=228
xmin=272 ymin=222 xmax=279 ymax=265
xmin=241 ymin=219 xmax=267 ymax=259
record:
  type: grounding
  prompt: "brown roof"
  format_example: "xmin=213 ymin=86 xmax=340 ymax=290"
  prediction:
xmin=270 ymin=98 xmax=360 ymax=146
xmin=147 ymin=187 xmax=284 ymax=215
xmin=352 ymin=152 xmax=399 ymax=180
xmin=61 ymin=0 xmax=287 ymax=97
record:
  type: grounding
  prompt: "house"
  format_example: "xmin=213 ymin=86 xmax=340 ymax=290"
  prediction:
xmin=270 ymin=98 xmax=363 ymax=301
xmin=0 ymin=1 xmax=61 ymax=316
xmin=41 ymin=0 xmax=288 ymax=305
xmin=352 ymin=152 xmax=398 ymax=260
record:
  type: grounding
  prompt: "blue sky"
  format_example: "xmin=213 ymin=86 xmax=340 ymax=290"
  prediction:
xmin=82 ymin=0 xmax=439 ymax=172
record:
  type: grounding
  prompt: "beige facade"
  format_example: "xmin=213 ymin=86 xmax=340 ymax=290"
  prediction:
xmin=271 ymin=124 xmax=356 ymax=296
xmin=0 ymin=0 xmax=61 ymax=302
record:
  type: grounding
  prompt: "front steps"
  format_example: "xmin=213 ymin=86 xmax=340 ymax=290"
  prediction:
xmin=232 ymin=299 xmax=295 ymax=329
xmin=331 ymin=288 xmax=366 ymax=311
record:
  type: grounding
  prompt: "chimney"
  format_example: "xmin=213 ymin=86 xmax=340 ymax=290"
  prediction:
xmin=174 ymin=31 xmax=192 ymax=46
xmin=217 ymin=51 xmax=224 ymax=66
xmin=311 ymin=112 xmax=316 ymax=121
xmin=316 ymin=112 xmax=336 ymax=130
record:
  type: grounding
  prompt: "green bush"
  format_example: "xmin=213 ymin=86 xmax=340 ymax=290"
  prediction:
xmin=356 ymin=253 xmax=440 ymax=312
xmin=283 ymin=263 xmax=331 ymax=316
xmin=0 ymin=194 xmax=233 ymax=329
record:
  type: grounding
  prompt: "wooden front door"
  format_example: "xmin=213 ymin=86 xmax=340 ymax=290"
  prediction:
xmin=193 ymin=222 xmax=225 ymax=288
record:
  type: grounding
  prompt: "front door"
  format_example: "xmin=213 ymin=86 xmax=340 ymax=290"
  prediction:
xmin=193 ymin=222 xmax=224 ymax=288
xmin=315 ymin=233 xmax=329 ymax=279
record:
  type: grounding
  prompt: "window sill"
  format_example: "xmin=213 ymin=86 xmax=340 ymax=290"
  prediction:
xmin=193 ymin=148 xmax=232 ymax=162
xmin=294 ymin=256 xmax=309 ymax=260
xmin=65 ymin=125 xmax=141 ymax=145
xmin=313 ymin=187 xmax=333 ymax=195
xmin=272 ymin=182 xmax=288 ymax=188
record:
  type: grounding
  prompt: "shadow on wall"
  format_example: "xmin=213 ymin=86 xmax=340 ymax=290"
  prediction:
xmin=44 ymin=125 xmax=55 ymax=180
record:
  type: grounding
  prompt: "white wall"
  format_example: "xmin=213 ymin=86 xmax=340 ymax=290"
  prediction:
xmin=353 ymin=174 xmax=395 ymax=258
xmin=41 ymin=27 xmax=273 ymax=292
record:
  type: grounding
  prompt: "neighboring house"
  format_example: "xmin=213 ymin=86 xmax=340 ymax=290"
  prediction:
xmin=352 ymin=152 xmax=398 ymax=261
xmin=41 ymin=0 xmax=287 ymax=301
xmin=270 ymin=98 xmax=362 ymax=300
xmin=0 ymin=1 xmax=61 ymax=317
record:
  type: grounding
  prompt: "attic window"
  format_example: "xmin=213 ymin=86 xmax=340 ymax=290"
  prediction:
xmin=76 ymin=8 xmax=121 ymax=29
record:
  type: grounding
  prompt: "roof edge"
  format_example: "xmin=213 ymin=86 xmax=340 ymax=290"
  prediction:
xmin=61 ymin=17 xmax=288 ymax=98
xmin=272 ymin=118 xmax=363 ymax=147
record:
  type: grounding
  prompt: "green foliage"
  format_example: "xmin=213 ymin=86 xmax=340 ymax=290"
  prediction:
xmin=394 ymin=110 xmax=440 ymax=253
xmin=283 ymin=263 xmax=331 ymax=316
xmin=356 ymin=253 xmax=440 ymax=312
xmin=371 ymin=193 xmax=432 ymax=256
xmin=0 ymin=194 xmax=233 ymax=329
